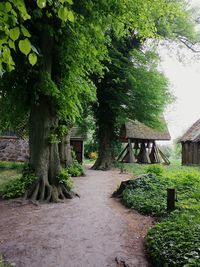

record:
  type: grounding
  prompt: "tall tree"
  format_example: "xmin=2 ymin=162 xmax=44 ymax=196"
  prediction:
xmin=92 ymin=36 xmax=171 ymax=170
xmin=0 ymin=0 xmax=197 ymax=200
xmin=92 ymin=3 xmax=199 ymax=170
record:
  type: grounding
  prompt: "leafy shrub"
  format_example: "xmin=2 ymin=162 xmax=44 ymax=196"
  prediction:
xmin=146 ymin=209 xmax=200 ymax=266
xmin=66 ymin=150 xmax=84 ymax=177
xmin=120 ymin=165 xmax=200 ymax=266
xmin=57 ymin=168 xmax=73 ymax=191
xmin=0 ymin=164 xmax=37 ymax=199
xmin=84 ymin=141 xmax=98 ymax=159
xmin=122 ymin=170 xmax=200 ymax=214
xmin=122 ymin=174 xmax=172 ymax=214
xmin=146 ymin=164 xmax=164 ymax=176
xmin=89 ymin=151 xmax=98 ymax=160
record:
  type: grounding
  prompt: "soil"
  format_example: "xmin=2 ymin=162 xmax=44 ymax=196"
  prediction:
xmin=0 ymin=165 xmax=154 ymax=267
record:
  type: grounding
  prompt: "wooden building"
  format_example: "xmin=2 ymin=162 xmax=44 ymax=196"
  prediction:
xmin=70 ymin=126 xmax=84 ymax=163
xmin=118 ymin=119 xmax=171 ymax=164
xmin=180 ymin=119 xmax=200 ymax=165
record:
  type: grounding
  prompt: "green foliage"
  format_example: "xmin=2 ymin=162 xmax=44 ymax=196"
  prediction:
xmin=48 ymin=134 xmax=59 ymax=144
xmin=146 ymin=209 xmax=200 ymax=266
xmin=122 ymin=168 xmax=200 ymax=214
xmin=66 ymin=150 xmax=84 ymax=177
xmin=0 ymin=164 xmax=37 ymax=199
xmin=122 ymin=173 xmax=172 ymax=214
xmin=67 ymin=162 xmax=83 ymax=177
xmin=120 ymin=163 xmax=200 ymax=266
xmin=0 ymin=161 xmax=24 ymax=171
xmin=0 ymin=256 xmax=12 ymax=267
xmin=84 ymin=142 xmax=98 ymax=159
xmin=57 ymin=168 xmax=73 ymax=191
xmin=172 ymin=138 xmax=182 ymax=160
xmin=146 ymin=164 xmax=164 ymax=176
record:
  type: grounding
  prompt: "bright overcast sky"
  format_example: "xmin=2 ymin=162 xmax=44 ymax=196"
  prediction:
xmin=159 ymin=0 xmax=200 ymax=141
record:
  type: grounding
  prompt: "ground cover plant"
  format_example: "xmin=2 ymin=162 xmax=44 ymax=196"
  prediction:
xmin=0 ymin=164 xmax=37 ymax=199
xmin=0 ymin=157 xmax=83 ymax=199
xmin=121 ymin=161 xmax=200 ymax=266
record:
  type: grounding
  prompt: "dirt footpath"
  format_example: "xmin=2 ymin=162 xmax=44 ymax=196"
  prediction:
xmin=0 ymin=166 xmax=153 ymax=267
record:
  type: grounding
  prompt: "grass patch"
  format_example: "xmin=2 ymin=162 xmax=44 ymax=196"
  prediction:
xmin=120 ymin=161 xmax=200 ymax=266
xmin=0 ymin=161 xmax=24 ymax=171
xmin=124 ymin=160 xmax=200 ymax=177
xmin=83 ymin=159 xmax=95 ymax=165
xmin=0 ymin=161 xmax=24 ymax=189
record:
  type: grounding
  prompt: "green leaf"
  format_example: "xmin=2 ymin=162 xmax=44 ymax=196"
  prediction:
xmin=18 ymin=38 xmax=31 ymax=56
xmin=5 ymin=2 xmax=12 ymax=12
xmin=37 ymin=0 xmax=46 ymax=9
xmin=21 ymin=26 xmax=31 ymax=37
xmin=8 ymin=40 xmax=16 ymax=50
xmin=66 ymin=0 xmax=73 ymax=4
xmin=68 ymin=10 xmax=74 ymax=22
xmin=10 ymin=27 xmax=20 ymax=41
xmin=58 ymin=6 xmax=68 ymax=22
xmin=28 ymin=53 xmax=37 ymax=66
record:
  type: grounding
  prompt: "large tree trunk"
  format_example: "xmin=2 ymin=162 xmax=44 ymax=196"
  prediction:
xmin=25 ymin=25 xmax=73 ymax=202
xmin=92 ymin=124 xmax=115 ymax=170
xmin=26 ymin=97 xmax=73 ymax=202
xmin=59 ymin=130 xmax=73 ymax=168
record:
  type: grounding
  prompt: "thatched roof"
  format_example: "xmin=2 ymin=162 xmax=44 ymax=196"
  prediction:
xmin=121 ymin=119 xmax=171 ymax=141
xmin=70 ymin=126 xmax=84 ymax=140
xmin=180 ymin=119 xmax=200 ymax=142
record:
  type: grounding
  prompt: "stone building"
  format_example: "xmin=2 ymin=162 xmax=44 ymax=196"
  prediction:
xmin=0 ymin=135 xmax=29 ymax=162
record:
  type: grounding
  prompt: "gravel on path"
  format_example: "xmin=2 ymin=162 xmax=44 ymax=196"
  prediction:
xmin=0 ymin=166 xmax=153 ymax=267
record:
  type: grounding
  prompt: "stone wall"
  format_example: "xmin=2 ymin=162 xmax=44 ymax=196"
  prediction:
xmin=0 ymin=136 xmax=29 ymax=162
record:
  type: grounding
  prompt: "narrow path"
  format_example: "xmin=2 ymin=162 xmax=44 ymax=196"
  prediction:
xmin=0 ymin=166 xmax=153 ymax=267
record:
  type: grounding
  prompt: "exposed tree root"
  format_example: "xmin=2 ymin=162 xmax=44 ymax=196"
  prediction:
xmin=24 ymin=179 xmax=77 ymax=203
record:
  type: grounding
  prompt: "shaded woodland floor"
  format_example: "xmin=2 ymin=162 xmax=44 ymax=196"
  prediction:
xmin=0 ymin=165 xmax=153 ymax=267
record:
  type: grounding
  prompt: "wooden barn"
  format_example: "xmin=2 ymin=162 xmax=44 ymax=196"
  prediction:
xmin=180 ymin=119 xmax=200 ymax=165
xmin=118 ymin=119 xmax=171 ymax=164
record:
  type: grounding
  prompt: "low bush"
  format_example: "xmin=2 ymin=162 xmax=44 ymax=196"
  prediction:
xmin=120 ymin=165 xmax=200 ymax=266
xmin=146 ymin=164 xmax=164 ymax=176
xmin=0 ymin=164 xmax=37 ymax=199
xmin=57 ymin=168 xmax=73 ymax=191
xmin=146 ymin=209 xmax=200 ymax=266
xmin=122 ymin=174 xmax=172 ymax=214
xmin=66 ymin=150 xmax=84 ymax=177
xmin=122 ymin=170 xmax=200 ymax=214
xmin=67 ymin=161 xmax=84 ymax=177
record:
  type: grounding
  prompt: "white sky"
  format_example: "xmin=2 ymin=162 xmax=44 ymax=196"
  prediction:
xmin=159 ymin=0 xmax=200 ymax=142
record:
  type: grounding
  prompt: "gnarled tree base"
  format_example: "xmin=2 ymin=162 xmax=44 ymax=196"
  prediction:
xmin=92 ymin=157 xmax=114 ymax=171
xmin=24 ymin=180 xmax=77 ymax=203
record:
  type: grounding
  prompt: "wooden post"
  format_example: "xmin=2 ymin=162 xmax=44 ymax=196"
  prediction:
xmin=167 ymin=188 xmax=176 ymax=212
xmin=128 ymin=139 xmax=135 ymax=163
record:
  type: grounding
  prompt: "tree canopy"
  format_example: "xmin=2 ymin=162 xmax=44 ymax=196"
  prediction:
xmin=0 ymin=0 xmax=199 ymax=199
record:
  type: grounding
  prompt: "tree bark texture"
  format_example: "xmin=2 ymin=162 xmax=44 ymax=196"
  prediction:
xmin=92 ymin=123 xmax=115 ymax=170
xmin=59 ymin=130 xmax=73 ymax=168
